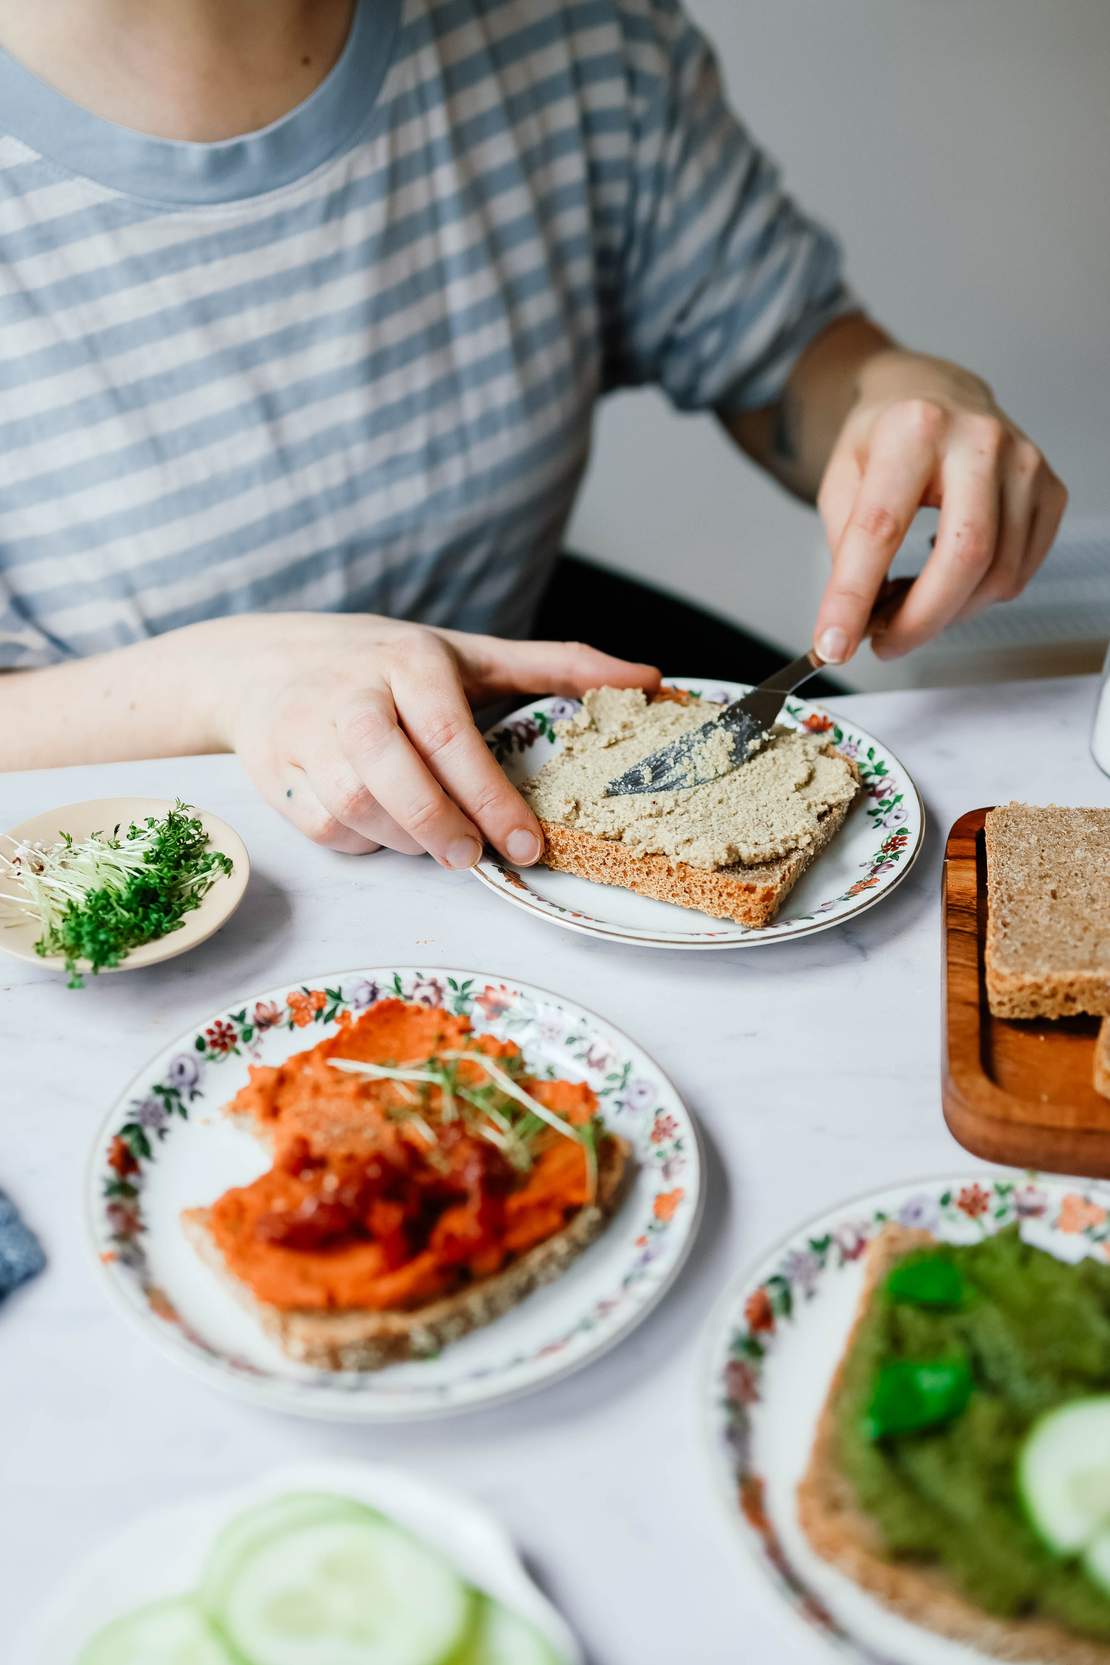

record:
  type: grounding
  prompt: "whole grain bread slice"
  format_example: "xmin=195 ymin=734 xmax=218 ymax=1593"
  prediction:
xmin=182 ymin=1133 xmax=631 ymax=1372
xmin=1096 ymin=1019 xmax=1110 ymax=1101
xmin=530 ymin=686 xmax=859 ymax=927
xmin=985 ymin=804 xmax=1110 ymax=1020
xmin=798 ymin=1223 xmax=1110 ymax=1665
xmin=538 ymin=790 xmax=854 ymax=927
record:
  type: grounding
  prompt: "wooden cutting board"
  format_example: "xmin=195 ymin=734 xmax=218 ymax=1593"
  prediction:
xmin=942 ymin=806 xmax=1109 ymax=1175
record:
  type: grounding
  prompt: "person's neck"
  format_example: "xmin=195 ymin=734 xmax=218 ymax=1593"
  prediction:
xmin=0 ymin=0 xmax=357 ymax=141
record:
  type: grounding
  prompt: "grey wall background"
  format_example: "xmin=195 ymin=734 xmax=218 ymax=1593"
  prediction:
xmin=567 ymin=0 xmax=1110 ymax=687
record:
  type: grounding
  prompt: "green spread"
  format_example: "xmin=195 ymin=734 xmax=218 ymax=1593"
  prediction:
xmin=837 ymin=1227 xmax=1110 ymax=1638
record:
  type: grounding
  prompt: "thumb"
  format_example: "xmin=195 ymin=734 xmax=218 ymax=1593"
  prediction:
xmin=451 ymin=633 xmax=661 ymax=701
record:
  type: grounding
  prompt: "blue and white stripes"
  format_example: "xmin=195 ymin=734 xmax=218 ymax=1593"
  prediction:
xmin=0 ymin=0 xmax=850 ymax=669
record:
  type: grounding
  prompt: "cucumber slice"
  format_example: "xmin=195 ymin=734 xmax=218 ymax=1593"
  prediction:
xmin=79 ymin=1597 xmax=231 ymax=1665
xmin=1019 ymin=1397 xmax=1110 ymax=1554
xmin=201 ymin=1492 xmax=370 ymax=1617
xmin=216 ymin=1514 xmax=472 ymax=1665
xmin=452 ymin=1599 xmax=567 ymax=1665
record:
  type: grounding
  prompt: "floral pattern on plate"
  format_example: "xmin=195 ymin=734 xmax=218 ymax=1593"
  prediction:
xmin=704 ymin=1173 xmax=1110 ymax=1664
xmin=91 ymin=968 xmax=701 ymax=1422
xmin=478 ymin=680 xmax=924 ymax=950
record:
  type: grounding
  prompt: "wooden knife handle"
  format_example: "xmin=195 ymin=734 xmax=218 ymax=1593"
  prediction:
xmin=866 ymin=575 xmax=916 ymax=637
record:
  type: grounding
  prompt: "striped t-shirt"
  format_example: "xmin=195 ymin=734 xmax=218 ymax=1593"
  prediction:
xmin=0 ymin=0 xmax=850 ymax=671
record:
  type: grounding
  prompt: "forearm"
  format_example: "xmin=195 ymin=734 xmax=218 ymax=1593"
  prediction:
xmin=0 ymin=617 xmax=241 ymax=770
xmin=722 ymin=313 xmax=894 ymax=500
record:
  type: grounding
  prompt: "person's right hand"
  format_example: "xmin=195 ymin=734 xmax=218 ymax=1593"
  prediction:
xmin=221 ymin=613 xmax=659 ymax=865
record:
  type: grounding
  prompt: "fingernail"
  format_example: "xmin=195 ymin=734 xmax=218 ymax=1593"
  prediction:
xmin=816 ymin=627 xmax=849 ymax=665
xmin=445 ymin=836 xmax=482 ymax=870
xmin=506 ymin=828 xmax=542 ymax=865
xmin=872 ymin=638 xmax=902 ymax=661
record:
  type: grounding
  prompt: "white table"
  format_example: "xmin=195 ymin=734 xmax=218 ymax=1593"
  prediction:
xmin=2 ymin=674 xmax=1107 ymax=1665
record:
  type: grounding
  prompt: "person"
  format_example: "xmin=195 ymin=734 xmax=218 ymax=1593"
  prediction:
xmin=0 ymin=0 xmax=1066 ymax=872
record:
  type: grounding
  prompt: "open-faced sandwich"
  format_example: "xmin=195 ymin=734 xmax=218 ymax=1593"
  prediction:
xmin=183 ymin=999 xmax=630 ymax=1370
xmin=799 ymin=1222 xmax=1110 ymax=1663
xmin=521 ymin=687 xmax=859 ymax=926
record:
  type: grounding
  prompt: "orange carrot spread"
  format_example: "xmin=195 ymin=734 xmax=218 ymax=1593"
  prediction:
xmin=206 ymin=999 xmax=608 ymax=1312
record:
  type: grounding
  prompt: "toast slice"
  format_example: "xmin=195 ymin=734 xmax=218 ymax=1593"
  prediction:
xmin=182 ymin=1133 xmax=631 ymax=1372
xmin=531 ymin=685 xmax=858 ymax=927
xmin=985 ymin=804 xmax=1110 ymax=1019
xmin=537 ymin=791 xmax=854 ymax=927
xmin=1096 ymin=1019 xmax=1110 ymax=1101
xmin=798 ymin=1224 xmax=1110 ymax=1665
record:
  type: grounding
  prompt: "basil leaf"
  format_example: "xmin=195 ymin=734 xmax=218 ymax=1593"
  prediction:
xmin=863 ymin=1355 xmax=974 ymax=1441
xmin=886 ymin=1254 xmax=968 ymax=1310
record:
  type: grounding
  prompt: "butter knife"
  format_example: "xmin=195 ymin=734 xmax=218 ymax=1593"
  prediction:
xmin=603 ymin=578 xmax=912 ymax=797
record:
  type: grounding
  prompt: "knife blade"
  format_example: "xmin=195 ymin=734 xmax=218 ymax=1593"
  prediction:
xmin=603 ymin=578 xmax=912 ymax=797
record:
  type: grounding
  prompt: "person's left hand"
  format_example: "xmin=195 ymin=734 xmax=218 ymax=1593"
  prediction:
xmin=812 ymin=350 xmax=1067 ymax=663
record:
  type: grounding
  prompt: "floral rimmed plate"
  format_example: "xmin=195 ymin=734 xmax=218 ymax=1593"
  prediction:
xmin=16 ymin=1461 xmax=583 ymax=1665
xmin=702 ymin=1173 xmax=1110 ymax=1664
xmin=478 ymin=679 xmax=924 ymax=950
xmin=87 ymin=967 xmax=702 ymax=1421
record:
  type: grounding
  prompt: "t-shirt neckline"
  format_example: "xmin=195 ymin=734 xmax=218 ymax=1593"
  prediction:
xmin=0 ymin=0 xmax=403 ymax=206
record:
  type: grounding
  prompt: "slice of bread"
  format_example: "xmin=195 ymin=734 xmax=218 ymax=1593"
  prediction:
xmin=182 ymin=1133 xmax=631 ymax=1372
xmin=1096 ymin=1019 xmax=1110 ymax=1101
xmin=798 ymin=1223 xmax=1110 ymax=1665
xmin=530 ymin=686 xmax=859 ymax=927
xmin=985 ymin=804 xmax=1110 ymax=1019
xmin=538 ymin=790 xmax=854 ymax=927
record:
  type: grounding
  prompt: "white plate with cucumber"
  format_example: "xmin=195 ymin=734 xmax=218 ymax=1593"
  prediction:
xmin=16 ymin=1462 xmax=581 ymax=1665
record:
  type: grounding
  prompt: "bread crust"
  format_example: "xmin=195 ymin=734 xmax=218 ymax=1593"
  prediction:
xmin=798 ymin=1224 xmax=1110 ymax=1665
xmin=986 ymin=968 xmax=1110 ymax=1023
xmin=183 ymin=1134 xmax=631 ymax=1372
xmin=537 ymin=787 xmax=854 ymax=928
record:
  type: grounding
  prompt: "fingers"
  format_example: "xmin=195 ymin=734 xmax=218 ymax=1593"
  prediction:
xmin=874 ymin=436 xmax=1065 ymax=653
xmin=335 ymin=683 xmax=489 ymax=870
xmin=391 ymin=646 xmax=545 ymax=866
xmin=954 ymin=436 xmax=1040 ymax=623
xmin=813 ymin=401 xmax=941 ymax=663
xmin=298 ymin=741 xmax=424 ymax=855
xmin=1021 ymin=463 xmax=1068 ymax=583
xmin=279 ymin=766 xmax=385 ymax=855
xmin=871 ymin=417 xmax=1002 ymax=658
xmin=448 ymin=632 xmax=660 ymax=704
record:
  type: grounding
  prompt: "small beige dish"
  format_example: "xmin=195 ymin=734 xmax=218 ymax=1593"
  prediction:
xmin=0 ymin=798 xmax=249 ymax=976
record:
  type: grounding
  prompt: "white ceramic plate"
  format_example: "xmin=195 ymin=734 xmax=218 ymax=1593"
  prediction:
xmin=0 ymin=797 xmax=249 ymax=975
xmin=88 ymin=966 xmax=701 ymax=1421
xmin=16 ymin=1460 xmax=583 ymax=1665
xmin=477 ymin=679 xmax=923 ymax=949
xmin=702 ymin=1172 xmax=1110 ymax=1664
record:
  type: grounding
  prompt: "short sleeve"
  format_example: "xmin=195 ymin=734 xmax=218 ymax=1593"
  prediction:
xmin=605 ymin=0 xmax=855 ymax=412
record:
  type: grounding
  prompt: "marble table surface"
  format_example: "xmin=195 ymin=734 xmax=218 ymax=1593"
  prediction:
xmin=2 ymin=674 xmax=1107 ymax=1664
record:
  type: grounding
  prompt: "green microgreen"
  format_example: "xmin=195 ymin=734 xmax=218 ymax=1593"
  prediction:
xmin=0 ymin=802 xmax=232 ymax=987
xmin=327 ymin=1049 xmax=599 ymax=1199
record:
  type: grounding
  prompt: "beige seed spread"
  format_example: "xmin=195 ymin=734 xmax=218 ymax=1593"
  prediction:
xmin=523 ymin=688 xmax=859 ymax=869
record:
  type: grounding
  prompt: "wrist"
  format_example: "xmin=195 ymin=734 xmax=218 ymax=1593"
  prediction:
xmin=178 ymin=614 xmax=265 ymax=751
